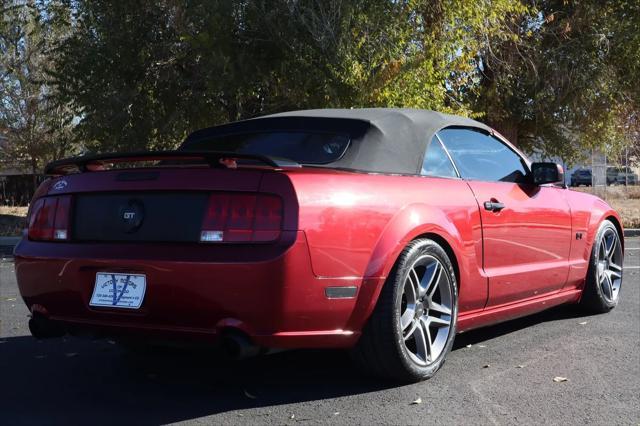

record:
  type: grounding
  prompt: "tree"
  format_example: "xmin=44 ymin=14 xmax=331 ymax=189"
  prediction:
xmin=49 ymin=0 xmax=638 ymax=163
xmin=475 ymin=0 xmax=640 ymax=163
xmin=0 ymin=0 xmax=74 ymax=189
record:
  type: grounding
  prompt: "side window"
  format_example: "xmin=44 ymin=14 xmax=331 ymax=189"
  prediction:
xmin=421 ymin=136 xmax=458 ymax=178
xmin=437 ymin=128 xmax=528 ymax=183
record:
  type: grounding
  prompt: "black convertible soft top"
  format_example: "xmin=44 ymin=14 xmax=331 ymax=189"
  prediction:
xmin=181 ymin=108 xmax=493 ymax=175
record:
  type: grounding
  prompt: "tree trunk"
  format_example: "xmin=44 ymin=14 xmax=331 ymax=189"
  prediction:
xmin=31 ymin=157 xmax=38 ymax=193
xmin=489 ymin=119 xmax=519 ymax=146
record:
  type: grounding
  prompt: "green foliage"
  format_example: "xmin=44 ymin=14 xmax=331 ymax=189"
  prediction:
xmin=0 ymin=0 xmax=75 ymax=176
xmin=476 ymin=0 xmax=640 ymax=163
xmin=1 ymin=0 xmax=638 ymax=165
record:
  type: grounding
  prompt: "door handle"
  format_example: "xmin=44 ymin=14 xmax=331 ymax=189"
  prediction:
xmin=484 ymin=200 xmax=505 ymax=212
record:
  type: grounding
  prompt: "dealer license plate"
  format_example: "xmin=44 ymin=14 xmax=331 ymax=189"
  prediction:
xmin=90 ymin=272 xmax=146 ymax=309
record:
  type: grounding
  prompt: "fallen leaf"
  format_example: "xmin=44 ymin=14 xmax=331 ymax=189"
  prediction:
xmin=290 ymin=414 xmax=295 ymax=420
xmin=465 ymin=344 xmax=472 ymax=348
xmin=333 ymin=412 xmax=340 ymax=416
xmin=516 ymin=365 xmax=525 ymax=369
xmin=244 ymin=389 xmax=257 ymax=399
xmin=578 ymin=321 xmax=588 ymax=325
xmin=410 ymin=397 xmax=422 ymax=405
xmin=483 ymin=364 xmax=491 ymax=368
xmin=478 ymin=345 xmax=487 ymax=348
xmin=553 ymin=376 xmax=568 ymax=382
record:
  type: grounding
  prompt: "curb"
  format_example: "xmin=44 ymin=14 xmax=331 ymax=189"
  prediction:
xmin=625 ymin=229 xmax=640 ymax=237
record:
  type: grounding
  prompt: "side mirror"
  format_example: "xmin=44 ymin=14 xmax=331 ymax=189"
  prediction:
xmin=531 ymin=162 xmax=564 ymax=185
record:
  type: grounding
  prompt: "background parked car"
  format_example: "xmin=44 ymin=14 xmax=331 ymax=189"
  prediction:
xmin=607 ymin=167 xmax=638 ymax=185
xmin=571 ymin=168 xmax=592 ymax=186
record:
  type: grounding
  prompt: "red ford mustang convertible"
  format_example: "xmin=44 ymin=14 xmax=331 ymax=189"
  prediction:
xmin=15 ymin=109 xmax=625 ymax=381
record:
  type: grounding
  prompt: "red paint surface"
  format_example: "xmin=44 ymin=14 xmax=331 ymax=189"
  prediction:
xmin=14 ymin=164 xmax=623 ymax=348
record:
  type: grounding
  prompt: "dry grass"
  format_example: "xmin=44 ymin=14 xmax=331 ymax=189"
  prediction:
xmin=0 ymin=206 xmax=28 ymax=237
xmin=572 ymin=186 xmax=640 ymax=228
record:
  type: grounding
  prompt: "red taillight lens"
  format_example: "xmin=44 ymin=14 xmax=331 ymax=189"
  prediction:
xmin=253 ymin=194 xmax=283 ymax=242
xmin=53 ymin=195 xmax=71 ymax=240
xmin=28 ymin=195 xmax=72 ymax=241
xmin=201 ymin=193 xmax=282 ymax=243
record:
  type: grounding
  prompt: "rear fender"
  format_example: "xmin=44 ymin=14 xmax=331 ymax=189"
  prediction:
xmin=347 ymin=203 xmax=479 ymax=332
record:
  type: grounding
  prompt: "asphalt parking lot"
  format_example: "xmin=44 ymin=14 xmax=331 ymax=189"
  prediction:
xmin=1 ymin=239 xmax=638 ymax=425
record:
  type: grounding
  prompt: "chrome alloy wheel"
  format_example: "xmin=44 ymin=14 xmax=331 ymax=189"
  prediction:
xmin=399 ymin=255 xmax=453 ymax=366
xmin=597 ymin=227 xmax=623 ymax=303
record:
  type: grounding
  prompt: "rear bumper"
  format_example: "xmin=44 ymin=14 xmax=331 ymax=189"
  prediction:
xmin=14 ymin=232 xmax=370 ymax=348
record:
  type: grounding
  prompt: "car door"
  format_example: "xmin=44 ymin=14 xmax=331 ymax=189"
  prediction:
xmin=437 ymin=127 xmax=572 ymax=307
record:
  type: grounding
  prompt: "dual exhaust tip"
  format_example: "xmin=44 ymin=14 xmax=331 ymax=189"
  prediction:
xmin=28 ymin=314 xmax=261 ymax=360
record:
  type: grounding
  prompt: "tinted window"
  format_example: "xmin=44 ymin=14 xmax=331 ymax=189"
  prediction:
xmin=183 ymin=132 xmax=350 ymax=164
xmin=421 ymin=136 xmax=458 ymax=178
xmin=437 ymin=128 xmax=528 ymax=182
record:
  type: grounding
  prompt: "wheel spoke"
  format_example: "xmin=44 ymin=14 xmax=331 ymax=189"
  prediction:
xmin=599 ymin=239 xmax=607 ymax=261
xmin=420 ymin=317 xmax=433 ymax=362
xmin=607 ymin=269 xmax=621 ymax=280
xmin=598 ymin=265 xmax=606 ymax=284
xmin=423 ymin=262 xmax=441 ymax=300
xmin=403 ymin=319 xmax=418 ymax=341
xmin=601 ymin=273 xmax=614 ymax=300
xmin=428 ymin=300 xmax=451 ymax=316
xmin=401 ymin=308 xmax=415 ymax=330
xmin=408 ymin=268 xmax=421 ymax=299
xmin=609 ymin=262 xmax=622 ymax=273
xmin=427 ymin=315 xmax=451 ymax=328
xmin=413 ymin=321 xmax=429 ymax=361
xmin=605 ymin=232 xmax=617 ymax=259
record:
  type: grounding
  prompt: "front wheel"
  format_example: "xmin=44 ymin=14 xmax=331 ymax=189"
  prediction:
xmin=580 ymin=220 xmax=624 ymax=313
xmin=351 ymin=239 xmax=458 ymax=382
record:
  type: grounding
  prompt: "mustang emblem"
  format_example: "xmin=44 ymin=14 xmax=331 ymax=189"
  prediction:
xmin=52 ymin=180 xmax=67 ymax=191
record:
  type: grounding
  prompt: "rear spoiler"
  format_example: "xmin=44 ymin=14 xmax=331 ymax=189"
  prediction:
xmin=44 ymin=150 xmax=301 ymax=175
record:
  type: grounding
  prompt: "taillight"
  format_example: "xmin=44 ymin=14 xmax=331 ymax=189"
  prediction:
xmin=201 ymin=193 xmax=282 ymax=243
xmin=28 ymin=195 xmax=72 ymax=241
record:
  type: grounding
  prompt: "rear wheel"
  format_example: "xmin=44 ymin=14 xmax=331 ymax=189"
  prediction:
xmin=580 ymin=220 xmax=623 ymax=313
xmin=352 ymin=239 xmax=458 ymax=382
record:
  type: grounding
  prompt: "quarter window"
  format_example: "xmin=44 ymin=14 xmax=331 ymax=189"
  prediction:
xmin=421 ymin=136 xmax=458 ymax=178
xmin=437 ymin=128 xmax=528 ymax=183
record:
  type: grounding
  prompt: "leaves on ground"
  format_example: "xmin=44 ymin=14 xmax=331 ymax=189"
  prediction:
xmin=553 ymin=376 xmax=569 ymax=382
xmin=410 ymin=397 xmax=422 ymax=405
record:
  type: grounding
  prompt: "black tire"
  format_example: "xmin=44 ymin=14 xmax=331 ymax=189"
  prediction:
xmin=351 ymin=239 xmax=458 ymax=382
xmin=580 ymin=220 xmax=624 ymax=313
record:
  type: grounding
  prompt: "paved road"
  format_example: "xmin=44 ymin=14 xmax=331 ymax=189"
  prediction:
xmin=1 ymin=239 xmax=638 ymax=425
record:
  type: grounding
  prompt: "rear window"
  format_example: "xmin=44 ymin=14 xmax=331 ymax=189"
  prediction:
xmin=182 ymin=131 xmax=350 ymax=164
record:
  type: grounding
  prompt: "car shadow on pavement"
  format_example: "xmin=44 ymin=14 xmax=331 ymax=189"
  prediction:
xmin=452 ymin=303 xmax=591 ymax=349
xmin=0 ymin=304 xmax=593 ymax=425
